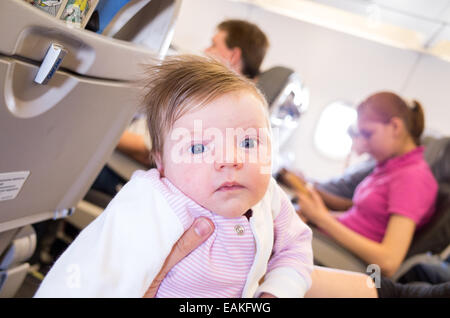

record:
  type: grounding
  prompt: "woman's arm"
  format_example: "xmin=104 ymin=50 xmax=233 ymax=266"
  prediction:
xmin=315 ymin=213 xmax=416 ymax=277
xmin=298 ymin=188 xmax=416 ymax=278
xmin=314 ymin=185 xmax=354 ymax=211
xmin=277 ymin=168 xmax=353 ymax=211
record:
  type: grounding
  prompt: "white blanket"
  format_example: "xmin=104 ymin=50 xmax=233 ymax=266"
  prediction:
xmin=34 ymin=174 xmax=186 ymax=297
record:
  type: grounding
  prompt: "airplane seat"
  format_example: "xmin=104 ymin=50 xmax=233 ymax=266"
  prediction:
xmin=0 ymin=0 xmax=181 ymax=297
xmin=0 ymin=226 xmax=36 ymax=297
xmin=258 ymin=66 xmax=309 ymax=163
xmin=66 ymin=151 xmax=148 ymax=230
xmin=66 ymin=144 xmax=151 ymax=231
xmin=406 ymin=137 xmax=450 ymax=257
xmin=83 ymin=188 xmax=115 ymax=209
xmin=312 ymin=135 xmax=450 ymax=281
xmin=257 ymin=66 xmax=296 ymax=107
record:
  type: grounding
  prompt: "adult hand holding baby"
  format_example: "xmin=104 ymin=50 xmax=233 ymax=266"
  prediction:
xmin=143 ymin=217 xmax=215 ymax=297
xmin=142 ymin=216 xmax=276 ymax=298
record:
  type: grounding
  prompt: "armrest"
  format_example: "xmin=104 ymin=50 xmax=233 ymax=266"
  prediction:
xmin=106 ymin=150 xmax=149 ymax=181
xmin=311 ymin=227 xmax=367 ymax=273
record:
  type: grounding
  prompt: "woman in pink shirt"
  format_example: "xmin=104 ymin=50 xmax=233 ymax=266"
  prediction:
xmin=298 ymin=91 xmax=438 ymax=278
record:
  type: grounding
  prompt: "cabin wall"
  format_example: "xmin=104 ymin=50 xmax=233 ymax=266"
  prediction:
xmin=172 ymin=0 xmax=450 ymax=181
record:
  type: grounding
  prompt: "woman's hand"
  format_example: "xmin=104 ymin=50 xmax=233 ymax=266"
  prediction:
xmin=143 ymin=217 xmax=215 ymax=297
xmin=296 ymin=186 xmax=331 ymax=226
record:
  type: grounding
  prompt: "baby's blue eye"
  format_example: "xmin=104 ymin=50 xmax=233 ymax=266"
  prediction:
xmin=190 ymin=144 xmax=205 ymax=154
xmin=240 ymin=138 xmax=257 ymax=149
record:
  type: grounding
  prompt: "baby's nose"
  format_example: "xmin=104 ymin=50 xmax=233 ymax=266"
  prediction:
xmin=214 ymin=160 xmax=244 ymax=170
xmin=213 ymin=146 xmax=244 ymax=170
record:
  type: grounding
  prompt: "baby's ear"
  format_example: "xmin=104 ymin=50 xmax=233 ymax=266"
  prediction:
xmin=154 ymin=152 xmax=164 ymax=175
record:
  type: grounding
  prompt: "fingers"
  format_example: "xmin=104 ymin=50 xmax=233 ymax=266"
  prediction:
xmin=296 ymin=187 xmax=318 ymax=217
xmin=291 ymin=169 xmax=306 ymax=182
xmin=308 ymin=186 xmax=328 ymax=211
xmin=173 ymin=217 xmax=214 ymax=264
xmin=280 ymin=169 xmax=310 ymax=196
xmin=297 ymin=184 xmax=320 ymax=205
xmin=296 ymin=189 xmax=313 ymax=206
xmin=308 ymin=185 xmax=322 ymax=202
xmin=143 ymin=217 xmax=214 ymax=297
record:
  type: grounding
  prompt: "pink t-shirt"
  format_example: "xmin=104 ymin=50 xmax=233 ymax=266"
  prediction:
xmin=338 ymin=146 xmax=438 ymax=243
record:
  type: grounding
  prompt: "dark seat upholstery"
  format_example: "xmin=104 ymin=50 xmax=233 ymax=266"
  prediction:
xmin=407 ymin=185 xmax=450 ymax=257
xmin=400 ymin=136 xmax=450 ymax=257
xmin=257 ymin=66 xmax=295 ymax=106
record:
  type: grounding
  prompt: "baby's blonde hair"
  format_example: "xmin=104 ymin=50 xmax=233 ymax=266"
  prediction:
xmin=142 ymin=54 xmax=269 ymax=162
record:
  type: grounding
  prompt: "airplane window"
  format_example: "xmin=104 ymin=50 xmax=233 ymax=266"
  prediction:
xmin=314 ymin=101 xmax=356 ymax=160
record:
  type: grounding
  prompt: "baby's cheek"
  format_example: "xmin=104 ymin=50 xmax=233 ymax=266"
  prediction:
xmin=259 ymin=174 xmax=272 ymax=196
xmin=179 ymin=167 xmax=209 ymax=195
xmin=246 ymin=164 xmax=271 ymax=199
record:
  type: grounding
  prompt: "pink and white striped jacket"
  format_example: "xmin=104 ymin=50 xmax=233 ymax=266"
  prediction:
xmin=35 ymin=169 xmax=313 ymax=298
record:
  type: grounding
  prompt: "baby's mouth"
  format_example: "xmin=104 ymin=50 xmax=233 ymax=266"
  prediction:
xmin=216 ymin=181 xmax=245 ymax=192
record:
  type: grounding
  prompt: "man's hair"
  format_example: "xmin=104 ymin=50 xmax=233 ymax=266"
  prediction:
xmin=217 ymin=19 xmax=269 ymax=79
xmin=143 ymin=55 xmax=268 ymax=162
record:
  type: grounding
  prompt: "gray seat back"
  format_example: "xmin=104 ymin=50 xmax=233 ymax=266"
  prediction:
xmin=258 ymin=66 xmax=295 ymax=107
xmin=407 ymin=136 xmax=450 ymax=257
xmin=0 ymin=0 xmax=179 ymax=233
xmin=258 ymin=66 xmax=309 ymax=151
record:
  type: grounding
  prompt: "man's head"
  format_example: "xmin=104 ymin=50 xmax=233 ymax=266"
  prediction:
xmin=143 ymin=55 xmax=272 ymax=217
xmin=204 ymin=19 xmax=269 ymax=79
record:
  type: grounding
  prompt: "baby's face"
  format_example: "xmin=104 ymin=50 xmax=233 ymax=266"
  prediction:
xmin=159 ymin=91 xmax=272 ymax=218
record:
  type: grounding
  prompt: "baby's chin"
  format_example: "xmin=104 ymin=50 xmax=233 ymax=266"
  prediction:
xmin=214 ymin=211 xmax=248 ymax=219
xmin=208 ymin=203 xmax=252 ymax=219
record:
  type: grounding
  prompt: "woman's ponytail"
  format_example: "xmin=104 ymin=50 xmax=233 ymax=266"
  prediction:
xmin=358 ymin=92 xmax=426 ymax=146
xmin=408 ymin=100 xmax=425 ymax=145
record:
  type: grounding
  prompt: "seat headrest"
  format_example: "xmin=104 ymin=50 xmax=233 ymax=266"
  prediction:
xmin=257 ymin=66 xmax=295 ymax=107
xmin=408 ymin=137 xmax=450 ymax=257
xmin=422 ymin=136 xmax=450 ymax=184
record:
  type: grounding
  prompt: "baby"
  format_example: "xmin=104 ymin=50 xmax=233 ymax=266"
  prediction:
xmin=35 ymin=55 xmax=313 ymax=298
